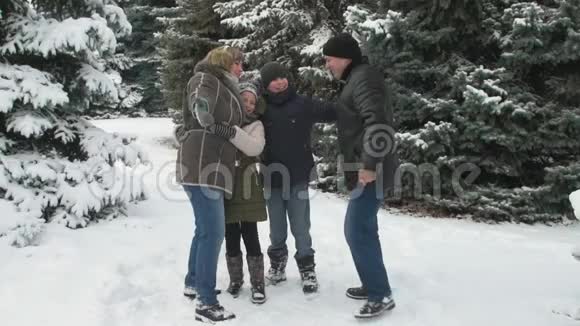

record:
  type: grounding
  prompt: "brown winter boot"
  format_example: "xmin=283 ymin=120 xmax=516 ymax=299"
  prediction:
xmin=247 ymin=254 xmax=267 ymax=304
xmin=226 ymin=254 xmax=244 ymax=297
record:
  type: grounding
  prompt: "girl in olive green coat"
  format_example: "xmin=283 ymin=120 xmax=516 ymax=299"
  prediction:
xmin=215 ymin=82 xmax=268 ymax=304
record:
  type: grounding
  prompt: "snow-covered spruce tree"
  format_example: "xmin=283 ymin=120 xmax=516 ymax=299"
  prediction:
xmin=0 ymin=0 xmax=148 ymax=247
xmin=498 ymin=0 xmax=580 ymax=221
xmin=345 ymin=1 xmax=580 ymax=223
xmin=108 ymin=0 xmax=176 ymax=117
xmin=157 ymin=0 xmax=223 ymax=124
xmin=213 ymin=0 xmax=358 ymax=93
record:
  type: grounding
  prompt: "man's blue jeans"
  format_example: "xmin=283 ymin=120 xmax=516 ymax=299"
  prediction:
xmin=344 ymin=182 xmax=392 ymax=302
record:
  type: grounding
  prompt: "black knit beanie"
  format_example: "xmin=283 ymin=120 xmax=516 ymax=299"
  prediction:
xmin=260 ymin=62 xmax=289 ymax=88
xmin=322 ymin=33 xmax=362 ymax=63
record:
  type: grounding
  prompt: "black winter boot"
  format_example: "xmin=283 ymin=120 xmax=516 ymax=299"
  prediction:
xmin=354 ymin=297 xmax=396 ymax=319
xmin=266 ymin=251 xmax=288 ymax=285
xmin=195 ymin=303 xmax=236 ymax=322
xmin=296 ymin=255 xmax=318 ymax=294
xmin=346 ymin=286 xmax=368 ymax=300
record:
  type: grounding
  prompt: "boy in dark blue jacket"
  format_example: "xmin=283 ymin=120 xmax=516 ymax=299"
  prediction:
xmin=259 ymin=62 xmax=336 ymax=294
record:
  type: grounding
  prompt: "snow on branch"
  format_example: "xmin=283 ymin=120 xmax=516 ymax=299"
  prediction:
xmin=78 ymin=64 xmax=119 ymax=103
xmin=0 ymin=14 xmax=117 ymax=59
xmin=104 ymin=4 xmax=132 ymax=38
xmin=7 ymin=111 xmax=53 ymax=138
xmin=0 ymin=63 xmax=68 ymax=113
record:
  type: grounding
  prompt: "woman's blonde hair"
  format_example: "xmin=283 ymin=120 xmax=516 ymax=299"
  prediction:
xmin=205 ymin=46 xmax=244 ymax=71
xmin=226 ymin=46 xmax=244 ymax=64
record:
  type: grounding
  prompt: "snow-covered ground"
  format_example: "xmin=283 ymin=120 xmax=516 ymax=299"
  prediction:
xmin=1 ymin=118 xmax=580 ymax=326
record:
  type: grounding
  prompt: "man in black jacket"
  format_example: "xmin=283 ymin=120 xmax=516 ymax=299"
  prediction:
xmin=323 ymin=33 xmax=399 ymax=319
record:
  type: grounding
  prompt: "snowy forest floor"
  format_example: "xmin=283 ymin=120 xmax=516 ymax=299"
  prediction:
xmin=1 ymin=118 xmax=580 ymax=326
